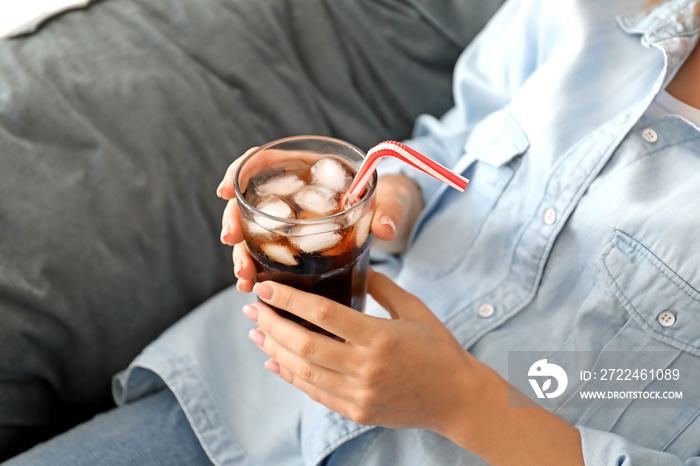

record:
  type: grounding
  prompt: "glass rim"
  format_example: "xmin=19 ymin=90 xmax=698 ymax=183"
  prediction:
xmin=233 ymin=135 xmax=377 ymax=225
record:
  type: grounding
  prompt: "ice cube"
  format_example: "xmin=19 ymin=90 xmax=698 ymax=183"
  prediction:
xmin=311 ymin=157 xmax=352 ymax=193
xmin=355 ymin=211 xmax=373 ymax=248
xmin=255 ymin=195 xmax=295 ymax=219
xmin=244 ymin=221 xmax=271 ymax=237
xmin=343 ymin=202 xmax=364 ymax=226
xmin=261 ymin=242 xmax=298 ymax=266
xmin=289 ymin=223 xmax=341 ymax=253
xmin=254 ymin=195 xmax=295 ymax=232
xmin=293 ymin=186 xmax=338 ymax=216
xmin=255 ymin=174 xmax=305 ymax=196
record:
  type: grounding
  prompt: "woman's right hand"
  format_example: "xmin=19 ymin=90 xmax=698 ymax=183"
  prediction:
xmin=369 ymin=174 xmax=423 ymax=254
xmin=216 ymin=150 xmax=423 ymax=292
xmin=217 ymin=148 xmax=259 ymax=293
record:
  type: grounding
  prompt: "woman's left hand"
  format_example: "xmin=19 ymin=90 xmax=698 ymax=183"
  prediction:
xmin=243 ymin=269 xmax=486 ymax=434
xmin=243 ymin=269 xmax=585 ymax=465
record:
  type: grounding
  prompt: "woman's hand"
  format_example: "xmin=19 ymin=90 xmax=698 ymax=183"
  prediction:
xmin=243 ymin=268 xmax=482 ymax=432
xmin=217 ymin=150 xmax=424 ymax=292
xmin=243 ymin=270 xmax=585 ymax=466
xmin=216 ymin=148 xmax=258 ymax=293
xmin=371 ymin=174 xmax=423 ymax=254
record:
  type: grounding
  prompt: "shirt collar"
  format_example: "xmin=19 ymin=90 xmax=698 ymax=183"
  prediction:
xmin=617 ymin=0 xmax=700 ymax=44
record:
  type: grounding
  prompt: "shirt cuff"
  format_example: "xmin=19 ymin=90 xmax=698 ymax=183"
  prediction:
xmin=577 ymin=425 xmax=690 ymax=465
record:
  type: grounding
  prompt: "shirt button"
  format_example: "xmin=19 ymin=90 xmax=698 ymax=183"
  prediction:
xmin=642 ymin=128 xmax=658 ymax=143
xmin=657 ymin=310 xmax=676 ymax=327
xmin=478 ymin=303 xmax=495 ymax=318
xmin=543 ymin=208 xmax=557 ymax=225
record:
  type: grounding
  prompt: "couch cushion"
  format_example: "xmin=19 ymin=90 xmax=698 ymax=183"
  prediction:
xmin=0 ymin=0 xmax=504 ymax=458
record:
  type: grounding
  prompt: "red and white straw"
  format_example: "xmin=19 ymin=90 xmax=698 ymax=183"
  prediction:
xmin=342 ymin=140 xmax=469 ymax=206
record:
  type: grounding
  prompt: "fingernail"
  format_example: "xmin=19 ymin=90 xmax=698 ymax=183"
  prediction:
xmin=242 ymin=304 xmax=258 ymax=322
xmin=234 ymin=259 xmax=243 ymax=277
xmin=216 ymin=175 xmax=229 ymax=197
xmin=220 ymin=223 xmax=231 ymax=243
xmin=253 ymin=282 xmax=274 ymax=301
xmin=249 ymin=328 xmax=265 ymax=346
xmin=264 ymin=359 xmax=281 ymax=374
xmin=379 ymin=216 xmax=397 ymax=235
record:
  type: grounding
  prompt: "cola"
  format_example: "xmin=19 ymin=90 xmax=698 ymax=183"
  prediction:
xmin=235 ymin=137 xmax=377 ymax=338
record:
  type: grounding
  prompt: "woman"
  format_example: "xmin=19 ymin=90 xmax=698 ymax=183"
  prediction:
xmin=8 ymin=0 xmax=700 ymax=464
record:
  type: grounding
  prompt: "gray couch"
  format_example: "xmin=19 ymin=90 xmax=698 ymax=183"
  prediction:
xmin=0 ymin=0 xmax=504 ymax=459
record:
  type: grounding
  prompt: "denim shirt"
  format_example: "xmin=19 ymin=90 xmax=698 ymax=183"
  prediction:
xmin=115 ymin=0 xmax=700 ymax=464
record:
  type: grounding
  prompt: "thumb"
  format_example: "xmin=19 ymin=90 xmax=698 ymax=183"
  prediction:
xmin=370 ymin=175 xmax=422 ymax=253
xmin=216 ymin=146 xmax=259 ymax=200
xmin=371 ymin=197 xmax=403 ymax=242
xmin=367 ymin=269 xmax=427 ymax=321
xmin=371 ymin=175 xmax=411 ymax=242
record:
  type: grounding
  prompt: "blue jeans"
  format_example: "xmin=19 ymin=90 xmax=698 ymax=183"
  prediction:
xmin=3 ymin=389 xmax=212 ymax=466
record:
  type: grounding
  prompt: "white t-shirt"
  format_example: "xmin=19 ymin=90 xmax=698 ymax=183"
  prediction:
xmin=646 ymin=89 xmax=700 ymax=126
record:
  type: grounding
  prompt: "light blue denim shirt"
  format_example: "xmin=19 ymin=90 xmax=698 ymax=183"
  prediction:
xmin=115 ymin=0 xmax=700 ymax=464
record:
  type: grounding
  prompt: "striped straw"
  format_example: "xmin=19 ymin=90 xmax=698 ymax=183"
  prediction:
xmin=342 ymin=141 xmax=469 ymax=206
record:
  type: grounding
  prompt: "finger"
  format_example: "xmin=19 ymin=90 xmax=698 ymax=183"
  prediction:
xmin=372 ymin=175 xmax=422 ymax=244
xmin=264 ymin=358 xmax=363 ymax=423
xmin=371 ymin=180 xmax=404 ymax=241
xmin=252 ymin=302 xmax=352 ymax=373
xmin=252 ymin=281 xmax=372 ymax=344
xmin=372 ymin=202 xmax=403 ymax=242
xmin=251 ymin=322 xmax=349 ymax=392
xmin=367 ymin=269 xmax=423 ymax=320
xmin=233 ymin=242 xmax=257 ymax=281
xmin=236 ymin=278 xmax=255 ymax=293
xmin=262 ymin=347 xmax=345 ymax=398
xmin=221 ymin=198 xmax=244 ymax=245
xmin=216 ymin=147 xmax=259 ymax=199
xmin=233 ymin=241 xmax=256 ymax=293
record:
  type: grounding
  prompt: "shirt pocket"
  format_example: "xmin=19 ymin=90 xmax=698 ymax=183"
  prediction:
xmin=568 ymin=230 xmax=700 ymax=456
xmin=599 ymin=229 xmax=700 ymax=355
xmin=404 ymin=107 xmax=529 ymax=278
xmin=2 ymin=1 xmax=92 ymax=39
